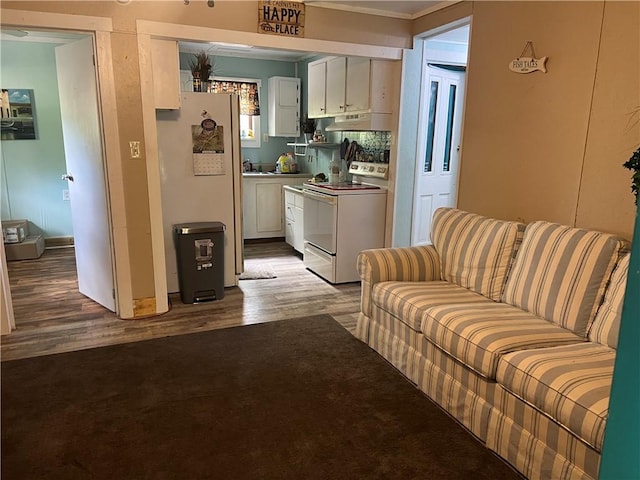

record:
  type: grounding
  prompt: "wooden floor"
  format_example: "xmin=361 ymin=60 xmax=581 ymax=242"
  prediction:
xmin=1 ymin=241 xmax=361 ymax=361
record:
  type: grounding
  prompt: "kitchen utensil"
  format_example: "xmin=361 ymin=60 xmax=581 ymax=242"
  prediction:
xmin=340 ymin=138 xmax=349 ymax=160
xmin=345 ymin=140 xmax=359 ymax=166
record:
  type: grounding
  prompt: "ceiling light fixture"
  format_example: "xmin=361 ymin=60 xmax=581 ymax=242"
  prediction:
xmin=3 ymin=29 xmax=29 ymax=38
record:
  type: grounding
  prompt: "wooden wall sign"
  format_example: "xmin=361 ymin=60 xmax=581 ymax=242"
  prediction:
xmin=509 ymin=41 xmax=548 ymax=74
xmin=258 ymin=0 xmax=305 ymax=38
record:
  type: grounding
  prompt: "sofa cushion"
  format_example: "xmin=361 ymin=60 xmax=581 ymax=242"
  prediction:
xmin=431 ymin=208 xmax=526 ymax=302
xmin=421 ymin=303 xmax=584 ymax=379
xmin=496 ymin=343 xmax=615 ymax=451
xmin=372 ymin=281 xmax=491 ymax=332
xmin=588 ymin=253 xmax=630 ymax=348
xmin=501 ymin=221 xmax=629 ymax=337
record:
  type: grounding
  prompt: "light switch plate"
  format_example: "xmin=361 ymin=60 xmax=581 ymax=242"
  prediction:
xmin=129 ymin=141 xmax=141 ymax=159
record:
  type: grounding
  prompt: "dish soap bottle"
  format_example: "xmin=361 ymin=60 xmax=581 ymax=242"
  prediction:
xmin=328 ymin=150 xmax=340 ymax=184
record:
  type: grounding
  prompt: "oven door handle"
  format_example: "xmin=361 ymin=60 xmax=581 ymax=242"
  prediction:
xmin=303 ymin=190 xmax=337 ymax=205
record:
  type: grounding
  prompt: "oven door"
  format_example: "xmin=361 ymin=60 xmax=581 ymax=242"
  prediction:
xmin=303 ymin=189 xmax=337 ymax=254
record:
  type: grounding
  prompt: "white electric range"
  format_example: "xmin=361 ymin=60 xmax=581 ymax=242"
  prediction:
xmin=302 ymin=182 xmax=387 ymax=283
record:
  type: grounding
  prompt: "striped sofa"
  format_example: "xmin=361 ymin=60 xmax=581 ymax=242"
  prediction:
xmin=355 ymin=207 xmax=630 ymax=480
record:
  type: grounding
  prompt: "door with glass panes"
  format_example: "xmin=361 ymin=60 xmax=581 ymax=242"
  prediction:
xmin=411 ymin=64 xmax=465 ymax=246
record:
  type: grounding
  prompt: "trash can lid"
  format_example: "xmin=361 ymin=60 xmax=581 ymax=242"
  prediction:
xmin=173 ymin=222 xmax=226 ymax=234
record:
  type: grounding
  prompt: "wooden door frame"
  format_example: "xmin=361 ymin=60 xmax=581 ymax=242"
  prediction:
xmin=0 ymin=9 xmax=133 ymax=330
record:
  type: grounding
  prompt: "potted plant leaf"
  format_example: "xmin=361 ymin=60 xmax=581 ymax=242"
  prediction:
xmin=623 ymin=106 xmax=640 ymax=207
xmin=623 ymin=147 xmax=640 ymax=206
xmin=301 ymin=114 xmax=316 ymax=143
xmin=189 ymin=51 xmax=214 ymax=92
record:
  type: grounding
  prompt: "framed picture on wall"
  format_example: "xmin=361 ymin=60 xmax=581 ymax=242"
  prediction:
xmin=1 ymin=88 xmax=37 ymax=140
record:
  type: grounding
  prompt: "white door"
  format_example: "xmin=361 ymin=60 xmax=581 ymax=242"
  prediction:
xmin=56 ymin=37 xmax=115 ymax=311
xmin=411 ymin=65 xmax=465 ymax=246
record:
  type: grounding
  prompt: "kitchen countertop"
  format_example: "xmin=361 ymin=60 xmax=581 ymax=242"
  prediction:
xmin=243 ymin=172 xmax=312 ymax=177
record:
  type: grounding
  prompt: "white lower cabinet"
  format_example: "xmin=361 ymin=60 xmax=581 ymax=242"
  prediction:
xmin=243 ymin=175 xmax=311 ymax=240
xmin=284 ymin=186 xmax=304 ymax=253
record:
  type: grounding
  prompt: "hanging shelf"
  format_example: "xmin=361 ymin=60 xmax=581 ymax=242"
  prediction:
xmin=286 ymin=142 xmax=341 ymax=157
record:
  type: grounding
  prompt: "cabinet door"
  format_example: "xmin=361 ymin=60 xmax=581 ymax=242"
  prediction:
xmin=308 ymin=61 xmax=327 ymax=117
xmin=273 ymin=107 xmax=299 ymax=137
xmin=345 ymin=57 xmax=371 ymax=112
xmin=151 ymin=39 xmax=180 ymax=110
xmin=268 ymin=77 xmax=300 ymax=137
xmin=325 ymin=57 xmax=347 ymax=115
xmin=242 ymin=179 xmax=257 ymax=238
xmin=256 ymin=183 xmax=283 ymax=233
xmin=277 ymin=78 xmax=299 ymax=107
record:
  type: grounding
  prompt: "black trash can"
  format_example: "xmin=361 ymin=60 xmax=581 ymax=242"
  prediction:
xmin=173 ymin=221 xmax=225 ymax=304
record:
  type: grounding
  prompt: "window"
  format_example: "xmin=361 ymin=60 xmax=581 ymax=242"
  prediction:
xmin=210 ymin=77 xmax=261 ymax=148
xmin=423 ymin=80 xmax=438 ymax=173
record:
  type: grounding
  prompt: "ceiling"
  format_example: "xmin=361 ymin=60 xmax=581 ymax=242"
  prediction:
xmin=305 ymin=1 xmax=451 ymax=19
xmin=0 ymin=29 xmax=85 ymax=43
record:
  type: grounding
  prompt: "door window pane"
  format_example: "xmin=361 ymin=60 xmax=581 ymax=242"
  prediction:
xmin=424 ymin=80 xmax=438 ymax=173
xmin=443 ymin=84 xmax=457 ymax=172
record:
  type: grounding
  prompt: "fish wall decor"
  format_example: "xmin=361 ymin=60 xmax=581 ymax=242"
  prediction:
xmin=509 ymin=56 xmax=548 ymax=74
xmin=509 ymin=41 xmax=548 ymax=74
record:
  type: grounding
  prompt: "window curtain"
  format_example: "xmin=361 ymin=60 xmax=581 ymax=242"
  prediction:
xmin=210 ymin=80 xmax=260 ymax=116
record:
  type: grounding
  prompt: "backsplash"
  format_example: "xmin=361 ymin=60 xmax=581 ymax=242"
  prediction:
xmin=338 ymin=131 xmax=391 ymax=163
xmin=303 ymin=125 xmax=391 ymax=179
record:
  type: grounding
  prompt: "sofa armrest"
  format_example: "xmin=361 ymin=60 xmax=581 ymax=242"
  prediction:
xmin=357 ymin=245 xmax=441 ymax=317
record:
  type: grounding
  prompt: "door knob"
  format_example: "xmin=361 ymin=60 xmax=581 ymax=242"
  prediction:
xmin=61 ymin=173 xmax=74 ymax=182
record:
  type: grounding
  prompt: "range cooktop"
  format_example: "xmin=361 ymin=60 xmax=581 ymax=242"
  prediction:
xmin=305 ymin=182 xmax=380 ymax=191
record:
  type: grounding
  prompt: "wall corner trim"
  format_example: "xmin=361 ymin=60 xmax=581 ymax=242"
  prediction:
xmin=1 ymin=9 xmax=113 ymax=32
xmin=136 ymin=19 xmax=403 ymax=60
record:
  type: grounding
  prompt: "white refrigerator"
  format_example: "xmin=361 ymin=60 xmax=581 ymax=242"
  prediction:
xmin=156 ymin=92 xmax=243 ymax=293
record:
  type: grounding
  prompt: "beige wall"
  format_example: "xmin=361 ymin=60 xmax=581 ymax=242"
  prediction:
xmin=2 ymin=1 xmax=411 ymax=45
xmin=2 ymin=1 xmax=636 ymax=319
xmin=575 ymin=1 xmax=639 ymax=236
xmin=457 ymin=1 xmax=638 ymax=238
xmin=0 ymin=0 xmax=412 ymax=316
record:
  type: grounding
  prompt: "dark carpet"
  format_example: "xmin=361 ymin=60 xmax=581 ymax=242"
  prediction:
xmin=1 ymin=315 xmax=521 ymax=479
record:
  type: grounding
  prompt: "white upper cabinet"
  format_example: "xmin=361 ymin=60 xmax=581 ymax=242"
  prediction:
xmin=268 ymin=76 xmax=300 ymax=137
xmin=343 ymin=56 xmax=371 ymax=113
xmin=151 ymin=39 xmax=181 ymax=110
xmin=308 ymin=56 xmax=396 ymax=118
xmin=325 ymin=57 xmax=347 ymax=115
xmin=307 ymin=61 xmax=327 ymax=117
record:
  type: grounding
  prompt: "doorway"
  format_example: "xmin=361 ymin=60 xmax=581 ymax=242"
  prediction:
xmin=410 ymin=23 xmax=470 ymax=246
xmin=1 ymin=28 xmax=116 ymax=331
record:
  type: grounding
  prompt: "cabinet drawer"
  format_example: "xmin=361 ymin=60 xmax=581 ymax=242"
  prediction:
xmin=303 ymin=242 xmax=335 ymax=283
xmin=285 ymin=203 xmax=295 ymax=222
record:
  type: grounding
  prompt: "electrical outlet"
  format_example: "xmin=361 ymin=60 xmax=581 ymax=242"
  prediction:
xmin=129 ymin=141 xmax=141 ymax=159
xmin=62 ymin=189 xmax=70 ymax=201
xmin=262 ymin=133 xmax=269 ymax=142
